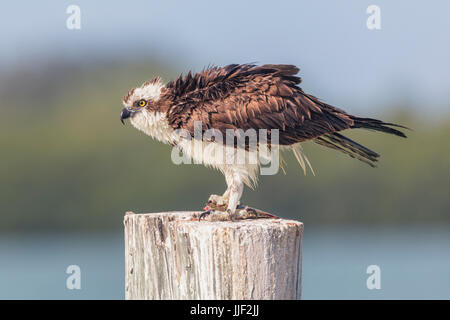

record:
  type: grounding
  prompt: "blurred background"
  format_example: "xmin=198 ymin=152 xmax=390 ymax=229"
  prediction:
xmin=1 ymin=0 xmax=449 ymax=299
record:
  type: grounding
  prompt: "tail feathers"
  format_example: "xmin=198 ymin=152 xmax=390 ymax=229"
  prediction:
xmin=351 ymin=116 xmax=408 ymax=138
xmin=311 ymin=117 xmax=407 ymax=167
xmin=314 ymin=133 xmax=379 ymax=167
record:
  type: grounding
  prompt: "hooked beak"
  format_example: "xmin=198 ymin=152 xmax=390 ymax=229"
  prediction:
xmin=120 ymin=108 xmax=131 ymax=125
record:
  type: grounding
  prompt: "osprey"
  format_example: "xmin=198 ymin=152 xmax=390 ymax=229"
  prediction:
xmin=120 ymin=64 xmax=406 ymax=220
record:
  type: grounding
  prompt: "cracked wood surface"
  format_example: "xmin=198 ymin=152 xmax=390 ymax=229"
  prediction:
xmin=124 ymin=211 xmax=303 ymax=300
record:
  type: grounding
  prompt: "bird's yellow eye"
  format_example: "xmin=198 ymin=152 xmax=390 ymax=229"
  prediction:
xmin=138 ymin=99 xmax=147 ymax=107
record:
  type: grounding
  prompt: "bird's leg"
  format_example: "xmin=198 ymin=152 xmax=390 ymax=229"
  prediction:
xmin=199 ymin=180 xmax=280 ymax=221
xmin=207 ymin=170 xmax=233 ymax=208
xmin=200 ymin=171 xmax=273 ymax=222
xmin=199 ymin=172 xmax=243 ymax=222
xmin=225 ymin=175 xmax=244 ymax=221
xmin=223 ymin=172 xmax=279 ymax=220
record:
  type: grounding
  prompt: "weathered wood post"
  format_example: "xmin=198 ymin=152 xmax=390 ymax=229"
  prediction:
xmin=124 ymin=211 xmax=303 ymax=299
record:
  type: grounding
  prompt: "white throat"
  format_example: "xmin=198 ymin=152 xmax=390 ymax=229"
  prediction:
xmin=130 ymin=110 xmax=175 ymax=144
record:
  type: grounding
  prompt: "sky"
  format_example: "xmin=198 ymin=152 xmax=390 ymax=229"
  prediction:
xmin=1 ymin=0 xmax=450 ymax=114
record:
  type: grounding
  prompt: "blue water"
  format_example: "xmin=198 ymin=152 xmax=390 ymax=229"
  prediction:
xmin=1 ymin=227 xmax=449 ymax=299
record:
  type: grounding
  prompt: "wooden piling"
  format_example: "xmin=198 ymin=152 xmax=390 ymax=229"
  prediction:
xmin=124 ymin=211 xmax=303 ymax=300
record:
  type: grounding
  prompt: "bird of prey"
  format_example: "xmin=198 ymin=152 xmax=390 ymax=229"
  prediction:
xmin=120 ymin=64 xmax=406 ymax=221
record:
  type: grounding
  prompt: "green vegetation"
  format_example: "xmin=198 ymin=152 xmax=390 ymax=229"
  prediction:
xmin=1 ymin=60 xmax=449 ymax=232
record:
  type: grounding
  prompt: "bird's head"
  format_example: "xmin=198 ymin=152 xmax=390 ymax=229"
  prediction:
xmin=120 ymin=77 xmax=164 ymax=125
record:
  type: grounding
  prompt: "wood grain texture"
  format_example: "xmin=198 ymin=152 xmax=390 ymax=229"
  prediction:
xmin=124 ymin=211 xmax=303 ymax=300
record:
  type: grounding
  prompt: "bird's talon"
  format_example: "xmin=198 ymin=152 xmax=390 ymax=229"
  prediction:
xmin=198 ymin=209 xmax=213 ymax=222
xmin=226 ymin=209 xmax=234 ymax=221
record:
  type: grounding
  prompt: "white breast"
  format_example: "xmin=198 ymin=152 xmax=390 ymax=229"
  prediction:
xmin=130 ymin=109 xmax=260 ymax=187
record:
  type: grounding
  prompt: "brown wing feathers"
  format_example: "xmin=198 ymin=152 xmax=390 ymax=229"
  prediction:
xmin=161 ymin=63 xmax=407 ymax=166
